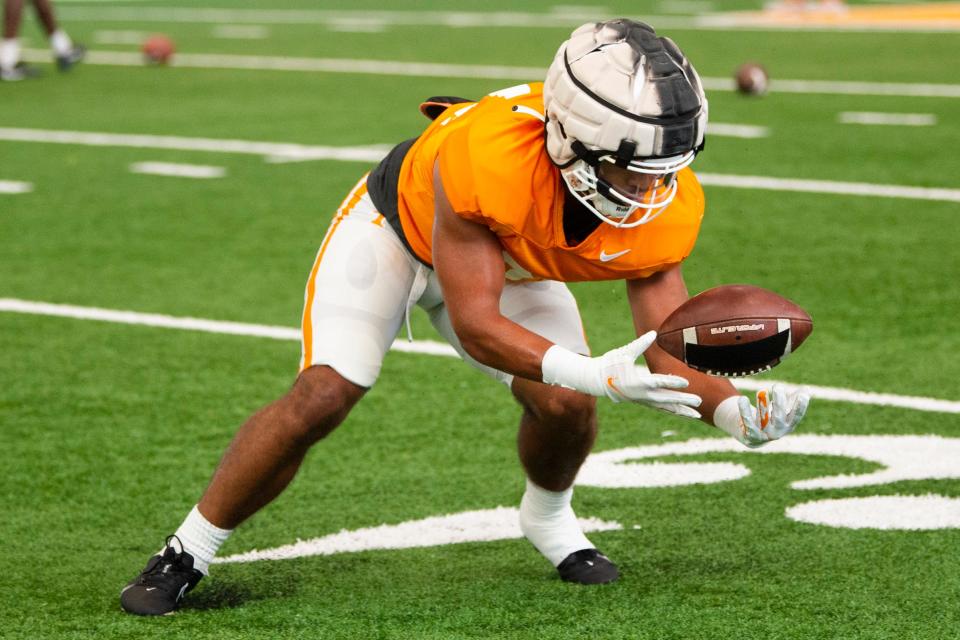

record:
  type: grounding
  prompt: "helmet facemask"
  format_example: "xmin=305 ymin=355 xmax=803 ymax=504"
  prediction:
xmin=561 ymin=148 xmax=696 ymax=228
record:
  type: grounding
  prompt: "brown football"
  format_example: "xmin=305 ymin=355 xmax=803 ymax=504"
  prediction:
xmin=656 ymin=284 xmax=812 ymax=377
xmin=735 ymin=62 xmax=769 ymax=96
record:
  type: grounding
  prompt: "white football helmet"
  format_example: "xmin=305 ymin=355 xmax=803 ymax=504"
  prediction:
xmin=544 ymin=20 xmax=708 ymax=228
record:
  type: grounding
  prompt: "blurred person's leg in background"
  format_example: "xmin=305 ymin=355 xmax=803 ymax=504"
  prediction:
xmin=1 ymin=0 xmax=83 ymax=81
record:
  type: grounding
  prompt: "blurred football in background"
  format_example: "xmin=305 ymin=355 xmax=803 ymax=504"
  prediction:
xmin=735 ymin=62 xmax=769 ymax=96
xmin=656 ymin=284 xmax=812 ymax=377
xmin=142 ymin=35 xmax=175 ymax=65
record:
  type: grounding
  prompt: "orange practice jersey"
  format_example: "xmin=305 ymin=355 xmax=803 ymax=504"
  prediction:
xmin=396 ymin=83 xmax=705 ymax=282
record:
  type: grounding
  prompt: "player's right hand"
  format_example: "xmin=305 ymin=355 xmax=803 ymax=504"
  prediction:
xmin=541 ymin=331 xmax=702 ymax=418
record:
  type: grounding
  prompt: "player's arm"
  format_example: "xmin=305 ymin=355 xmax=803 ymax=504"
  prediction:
xmin=626 ymin=266 xmax=809 ymax=446
xmin=431 ymin=163 xmax=555 ymax=381
xmin=432 ymin=163 xmax=700 ymax=416
xmin=625 ymin=266 xmax=739 ymax=420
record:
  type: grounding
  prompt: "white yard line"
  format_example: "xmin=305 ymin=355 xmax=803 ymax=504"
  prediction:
xmin=0 ymin=180 xmax=33 ymax=194
xmin=0 ymin=298 xmax=457 ymax=357
xmin=3 ymin=127 xmax=958 ymax=203
xmin=696 ymin=173 xmax=960 ymax=203
xmin=129 ymin=161 xmax=226 ymax=178
xmin=50 ymin=7 xmax=685 ymax=28
xmin=699 ymin=76 xmax=960 ymax=98
xmin=838 ymin=111 xmax=938 ymax=126
xmin=1 ymin=297 xmax=958 ymax=415
xmin=0 ymin=127 xmax=390 ymax=162
xmin=54 ymin=7 xmax=960 ymax=33
xmin=20 ymin=48 xmax=960 ymax=99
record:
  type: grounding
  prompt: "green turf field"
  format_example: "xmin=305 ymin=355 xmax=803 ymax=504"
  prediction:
xmin=2 ymin=1 xmax=960 ymax=638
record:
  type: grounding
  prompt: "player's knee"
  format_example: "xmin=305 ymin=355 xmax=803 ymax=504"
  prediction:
xmin=285 ymin=365 xmax=365 ymax=444
xmin=528 ymin=387 xmax=597 ymax=431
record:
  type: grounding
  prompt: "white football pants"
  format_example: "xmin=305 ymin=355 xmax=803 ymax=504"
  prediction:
xmin=300 ymin=175 xmax=590 ymax=388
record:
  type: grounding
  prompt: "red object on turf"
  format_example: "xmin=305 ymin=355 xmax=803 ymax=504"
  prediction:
xmin=142 ymin=35 xmax=175 ymax=65
xmin=656 ymin=284 xmax=812 ymax=377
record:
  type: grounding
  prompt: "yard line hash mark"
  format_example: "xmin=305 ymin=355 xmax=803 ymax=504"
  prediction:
xmin=838 ymin=112 xmax=938 ymax=126
xmin=1 ymin=298 xmax=958 ymax=415
xmin=0 ymin=180 xmax=33 ymax=194
xmin=130 ymin=161 xmax=226 ymax=178
xmin=3 ymin=127 xmax=959 ymax=203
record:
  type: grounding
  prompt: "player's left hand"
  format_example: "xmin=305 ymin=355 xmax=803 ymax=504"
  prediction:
xmin=735 ymin=384 xmax=810 ymax=448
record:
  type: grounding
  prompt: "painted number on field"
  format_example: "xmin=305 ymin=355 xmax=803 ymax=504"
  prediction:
xmin=578 ymin=434 xmax=960 ymax=530
xmin=217 ymin=434 xmax=960 ymax=564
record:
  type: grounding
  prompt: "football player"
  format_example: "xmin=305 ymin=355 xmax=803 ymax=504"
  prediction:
xmin=1 ymin=0 xmax=84 ymax=81
xmin=120 ymin=19 xmax=810 ymax=615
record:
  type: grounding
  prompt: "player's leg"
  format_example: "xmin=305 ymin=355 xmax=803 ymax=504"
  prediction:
xmin=501 ymin=282 xmax=617 ymax=583
xmin=2 ymin=0 xmax=22 ymax=39
xmin=425 ymin=279 xmax=616 ymax=583
xmin=0 ymin=0 xmax=31 ymax=80
xmin=27 ymin=0 xmax=83 ymax=70
xmin=511 ymin=377 xmax=617 ymax=584
xmin=196 ymin=180 xmax=420 ymax=532
xmin=197 ymin=365 xmax=366 ymax=531
xmin=121 ymin=179 xmax=420 ymax=615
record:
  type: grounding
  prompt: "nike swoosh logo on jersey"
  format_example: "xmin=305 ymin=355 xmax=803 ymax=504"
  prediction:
xmin=599 ymin=249 xmax=631 ymax=262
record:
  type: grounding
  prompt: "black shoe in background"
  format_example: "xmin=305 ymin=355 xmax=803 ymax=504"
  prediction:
xmin=0 ymin=62 xmax=41 ymax=82
xmin=56 ymin=45 xmax=86 ymax=72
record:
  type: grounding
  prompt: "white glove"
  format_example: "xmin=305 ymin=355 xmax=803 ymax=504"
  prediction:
xmin=541 ymin=330 xmax=702 ymax=419
xmin=713 ymin=384 xmax=810 ymax=448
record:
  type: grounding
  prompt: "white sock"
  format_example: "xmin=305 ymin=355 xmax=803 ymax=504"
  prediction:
xmin=50 ymin=29 xmax=72 ymax=57
xmin=519 ymin=478 xmax=594 ymax=567
xmin=164 ymin=505 xmax=233 ymax=575
xmin=0 ymin=38 xmax=20 ymax=72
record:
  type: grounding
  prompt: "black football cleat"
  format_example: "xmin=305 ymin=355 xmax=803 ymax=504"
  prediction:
xmin=55 ymin=45 xmax=86 ymax=72
xmin=0 ymin=62 xmax=40 ymax=82
xmin=120 ymin=536 xmax=204 ymax=616
xmin=556 ymin=548 xmax=619 ymax=585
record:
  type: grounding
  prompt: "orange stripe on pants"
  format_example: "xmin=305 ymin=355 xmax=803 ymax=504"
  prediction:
xmin=300 ymin=176 xmax=369 ymax=371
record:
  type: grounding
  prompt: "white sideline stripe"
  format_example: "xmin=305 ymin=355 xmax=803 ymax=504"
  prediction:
xmin=1 ymin=297 xmax=959 ymax=415
xmin=0 ymin=180 xmax=33 ymax=194
xmin=3 ymin=126 xmax=958 ymax=203
xmin=20 ymin=48 xmax=960 ymax=99
xmin=838 ymin=111 xmax=938 ymax=127
xmin=696 ymin=173 xmax=960 ymax=203
xmin=129 ymin=161 xmax=226 ymax=178
xmin=54 ymin=7 xmax=960 ymax=33
xmin=0 ymin=127 xmax=390 ymax=163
